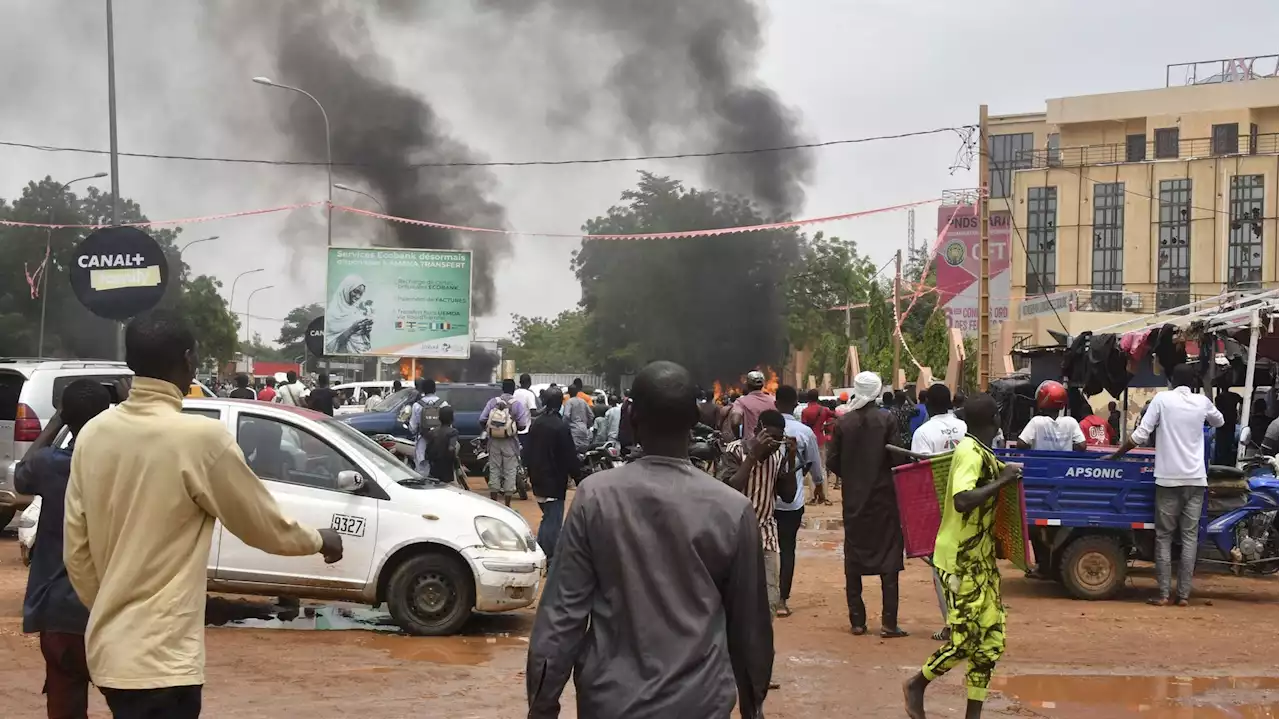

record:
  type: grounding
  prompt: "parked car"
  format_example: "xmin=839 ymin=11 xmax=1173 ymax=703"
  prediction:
xmin=332 ymin=380 xmax=400 ymax=416
xmin=343 ymin=383 xmax=502 ymax=471
xmin=1 ymin=358 xmax=134 ymax=528
xmin=21 ymin=397 xmax=545 ymax=635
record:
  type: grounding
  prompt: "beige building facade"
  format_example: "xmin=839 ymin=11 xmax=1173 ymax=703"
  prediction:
xmin=990 ymin=57 xmax=1278 ymax=345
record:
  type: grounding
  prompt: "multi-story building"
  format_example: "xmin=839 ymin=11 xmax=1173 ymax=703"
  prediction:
xmin=993 ymin=55 xmax=1278 ymax=344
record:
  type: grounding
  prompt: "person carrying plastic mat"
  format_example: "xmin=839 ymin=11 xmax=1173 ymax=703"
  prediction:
xmin=904 ymin=394 xmax=1023 ymax=719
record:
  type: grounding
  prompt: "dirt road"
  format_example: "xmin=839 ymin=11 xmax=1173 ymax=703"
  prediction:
xmin=0 ymin=488 xmax=1275 ymax=718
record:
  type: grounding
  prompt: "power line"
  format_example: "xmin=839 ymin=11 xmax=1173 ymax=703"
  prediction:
xmin=0 ymin=125 xmax=974 ymax=170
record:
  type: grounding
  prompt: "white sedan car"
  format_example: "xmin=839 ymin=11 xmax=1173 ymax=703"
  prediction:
xmin=24 ymin=397 xmax=545 ymax=636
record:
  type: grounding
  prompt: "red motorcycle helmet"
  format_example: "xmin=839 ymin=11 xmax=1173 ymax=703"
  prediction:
xmin=1035 ymin=380 xmax=1069 ymax=411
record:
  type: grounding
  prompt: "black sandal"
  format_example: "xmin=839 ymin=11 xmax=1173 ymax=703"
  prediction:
xmin=880 ymin=627 xmax=910 ymax=639
xmin=931 ymin=627 xmax=951 ymax=642
xmin=851 ymin=625 xmax=868 ymax=636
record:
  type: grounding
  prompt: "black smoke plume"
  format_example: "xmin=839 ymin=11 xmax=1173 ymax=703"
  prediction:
xmin=483 ymin=0 xmax=814 ymax=214
xmin=254 ymin=4 xmax=511 ymax=316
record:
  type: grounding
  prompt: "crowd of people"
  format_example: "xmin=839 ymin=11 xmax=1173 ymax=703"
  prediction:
xmin=13 ymin=309 xmax=1275 ymax=719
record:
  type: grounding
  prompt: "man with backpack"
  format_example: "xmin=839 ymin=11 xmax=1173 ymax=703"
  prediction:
xmin=480 ymin=379 xmax=531 ymax=506
xmin=408 ymin=379 xmax=449 ymax=470
xmin=273 ymin=371 xmax=306 ymax=407
xmin=424 ymin=406 xmax=464 ymax=487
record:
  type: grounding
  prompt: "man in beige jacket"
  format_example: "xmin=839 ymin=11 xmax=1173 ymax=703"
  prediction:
xmin=64 ymin=312 xmax=342 ymax=718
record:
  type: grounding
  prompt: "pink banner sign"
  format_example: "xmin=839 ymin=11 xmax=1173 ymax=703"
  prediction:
xmin=934 ymin=205 xmax=1011 ymax=336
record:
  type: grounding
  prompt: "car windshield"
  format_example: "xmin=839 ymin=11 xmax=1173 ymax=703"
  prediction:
xmin=372 ymin=387 xmax=415 ymax=413
xmin=320 ymin=417 xmax=437 ymax=485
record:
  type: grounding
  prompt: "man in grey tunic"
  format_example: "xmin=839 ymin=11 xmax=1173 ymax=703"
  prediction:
xmin=526 ymin=361 xmax=774 ymax=719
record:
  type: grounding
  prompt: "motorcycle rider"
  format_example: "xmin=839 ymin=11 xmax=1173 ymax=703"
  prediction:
xmin=1017 ymin=381 xmax=1086 ymax=452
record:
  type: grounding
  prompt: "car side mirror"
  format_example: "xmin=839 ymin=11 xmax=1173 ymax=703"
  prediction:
xmin=336 ymin=470 xmax=366 ymax=492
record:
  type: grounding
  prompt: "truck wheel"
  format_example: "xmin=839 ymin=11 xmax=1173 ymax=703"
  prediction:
xmin=386 ymin=552 xmax=475 ymax=636
xmin=1059 ymin=536 xmax=1127 ymax=600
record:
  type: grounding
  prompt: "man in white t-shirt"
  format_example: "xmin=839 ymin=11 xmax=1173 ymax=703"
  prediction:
xmin=1017 ymin=380 xmax=1085 ymax=452
xmin=513 ymin=374 xmax=542 ymax=424
xmin=1110 ymin=364 xmax=1223 ymax=606
xmin=912 ymin=384 xmax=968 ymax=456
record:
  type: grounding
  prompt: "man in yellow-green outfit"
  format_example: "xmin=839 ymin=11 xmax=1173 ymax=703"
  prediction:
xmin=904 ymin=393 xmax=1022 ymax=719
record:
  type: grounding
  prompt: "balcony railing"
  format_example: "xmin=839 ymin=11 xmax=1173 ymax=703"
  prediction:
xmin=1166 ymin=55 xmax=1279 ymax=87
xmin=1020 ymin=133 xmax=1278 ymax=169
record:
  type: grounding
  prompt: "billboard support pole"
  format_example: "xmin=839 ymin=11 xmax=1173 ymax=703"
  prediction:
xmin=977 ymin=104 xmax=991 ymax=391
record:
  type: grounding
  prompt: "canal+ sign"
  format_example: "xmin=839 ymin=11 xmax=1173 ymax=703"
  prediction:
xmin=69 ymin=227 xmax=169 ymax=321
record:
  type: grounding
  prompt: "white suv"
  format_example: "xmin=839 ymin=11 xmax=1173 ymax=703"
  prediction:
xmin=21 ymin=397 xmax=545 ymax=635
xmin=1 ymin=359 xmax=133 ymax=527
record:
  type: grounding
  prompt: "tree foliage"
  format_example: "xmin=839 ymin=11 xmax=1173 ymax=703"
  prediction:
xmin=499 ymin=310 xmax=591 ymax=373
xmin=571 ymin=172 xmax=799 ymax=385
xmin=274 ymin=303 xmax=323 ymax=362
xmin=0 ymin=176 xmax=238 ymax=364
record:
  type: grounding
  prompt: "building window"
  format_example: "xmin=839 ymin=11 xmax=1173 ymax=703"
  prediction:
xmin=1228 ymin=175 xmax=1265 ymax=288
xmin=1091 ymin=183 xmax=1125 ymax=311
xmin=988 ymin=132 xmax=1034 ymax=198
xmin=1026 ymin=187 xmax=1057 ymax=294
xmin=1157 ymin=179 xmax=1191 ymax=311
xmin=1154 ymin=127 xmax=1180 ymax=159
xmin=1125 ymin=134 xmax=1147 ymax=162
xmin=1212 ymin=123 xmax=1240 ymax=155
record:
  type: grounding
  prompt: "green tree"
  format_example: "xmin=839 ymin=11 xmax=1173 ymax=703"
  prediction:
xmin=499 ymin=310 xmax=592 ymax=373
xmin=179 ymin=275 xmax=239 ymax=367
xmin=275 ymin=303 xmax=324 ymax=361
xmin=0 ymin=176 xmax=235 ymax=360
xmin=241 ymin=332 xmax=290 ymax=363
xmin=573 ymin=172 xmax=800 ymax=385
xmin=783 ymin=231 xmax=879 ymax=379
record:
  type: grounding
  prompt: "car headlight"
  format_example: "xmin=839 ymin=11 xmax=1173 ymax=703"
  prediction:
xmin=474 ymin=516 xmax=526 ymax=551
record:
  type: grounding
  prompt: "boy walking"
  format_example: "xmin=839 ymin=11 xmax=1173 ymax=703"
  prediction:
xmin=424 ymin=406 xmax=464 ymax=488
xmin=15 ymin=379 xmax=112 ymax=718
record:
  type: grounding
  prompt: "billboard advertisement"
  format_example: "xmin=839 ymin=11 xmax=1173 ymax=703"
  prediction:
xmin=935 ymin=205 xmax=1010 ymax=336
xmin=325 ymin=247 xmax=472 ymax=358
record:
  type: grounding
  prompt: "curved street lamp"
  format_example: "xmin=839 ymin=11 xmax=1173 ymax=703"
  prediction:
xmin=254 ymin=76 xmax=332 ymax=247
xmin=228 ymin=268 xmax=265 ymax=325
xmin=244 ymin=285 xmax=275 ymax=347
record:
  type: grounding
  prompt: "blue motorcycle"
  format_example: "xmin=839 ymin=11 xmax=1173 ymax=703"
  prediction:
xmin=1206 ymin=456 xmax=1279 ymax=575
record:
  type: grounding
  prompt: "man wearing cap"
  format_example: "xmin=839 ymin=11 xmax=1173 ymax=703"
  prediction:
xmin=724 ymin=371 xmax=776 ymax=445
xmin=827 ymin=371 xmax=908 ymax=638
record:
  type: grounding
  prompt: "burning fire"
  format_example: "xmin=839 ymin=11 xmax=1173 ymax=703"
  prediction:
xmin=713 ymin=366 xmax=779 ymax=402
xmin=393 ymin=358 xmax=452 ymax=383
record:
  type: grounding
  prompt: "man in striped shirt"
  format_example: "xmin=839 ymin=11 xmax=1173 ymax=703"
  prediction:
xmin=719 ymin=410 xmax=798 ymax=615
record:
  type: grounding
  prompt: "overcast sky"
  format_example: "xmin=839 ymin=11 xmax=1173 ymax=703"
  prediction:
xmin=2 ymin=0 xmax=1276 ymax=344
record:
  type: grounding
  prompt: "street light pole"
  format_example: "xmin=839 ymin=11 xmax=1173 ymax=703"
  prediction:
xmin=333 ymin=183 xmax=394 ymax=245
xmin=38 ymin=173 xmax=109 ymax=357
xmin=244 ymin=285 xmax=274 ymax=347
xmin=228 ymin=268 xmax=265 ymax=330
xmin=180 ymin=235 xmax=221 ymax=254
xmin=253 ymin=77 xmax=332 ymax=247
xmin=105 ymin=0 xmax=124 ymax=360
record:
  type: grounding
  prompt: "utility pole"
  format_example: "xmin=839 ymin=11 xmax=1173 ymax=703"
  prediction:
xmin=977 ymin=104 xmax=991 ymax=391
xmin=892 ymin=249 xmax=902 ymax=389
xmin=106 ymin=0 xmax=125 ymax=360
xmin=907 ymin=208 xmax=916 ymax=259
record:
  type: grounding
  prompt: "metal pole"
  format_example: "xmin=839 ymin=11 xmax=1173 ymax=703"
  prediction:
xmin=106 ymin=0 xmax=124 ymax=360
xmin=244 ymin=285 xmax=274 ymax=348
xmin=229 ymin=269 xmax=264 ymax=336
xmin=892 ymin=249 xmax=902 ymax=389
xmin=1242 ymin=309 xmax=1261 ymax=421
xmin=977 ymin=104 xmax=991 ymax=391
xmin=41 ymin=174 xmax=108 ymax=356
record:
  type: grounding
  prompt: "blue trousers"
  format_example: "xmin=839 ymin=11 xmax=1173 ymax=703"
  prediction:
xmin=537 ymin=500 xmax=565 ymax=564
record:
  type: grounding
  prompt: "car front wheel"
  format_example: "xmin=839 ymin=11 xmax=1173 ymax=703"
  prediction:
xmin=386 ymin=552 xmax=475 ymax=636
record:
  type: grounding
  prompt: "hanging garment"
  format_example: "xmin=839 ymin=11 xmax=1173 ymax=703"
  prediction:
xmin=1086 ymin=333 xmax=1132 ymax=397
xmin=1151 ymin=324 xmax=1187 ymax=376
xmin=1061 ymin=331 xmax=1093 ymax=387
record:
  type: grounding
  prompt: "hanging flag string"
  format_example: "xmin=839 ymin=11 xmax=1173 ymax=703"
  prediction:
xmin=0 ymin=198 xmax=939 ymax=239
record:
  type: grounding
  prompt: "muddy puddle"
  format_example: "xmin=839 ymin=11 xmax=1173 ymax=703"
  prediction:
xmin=205 ymin=597 xmax=531 ymax=666
xmin=993 ymin=674 xmax=1279 ymax=718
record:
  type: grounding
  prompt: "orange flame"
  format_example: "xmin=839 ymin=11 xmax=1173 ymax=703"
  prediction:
xmin=763 ymin=367 xmax=779 ymax=395
xmin=433 ymin=373 xmax=451 ymax=383
xmin=712 ymin=380 xmax=724 ymax=402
